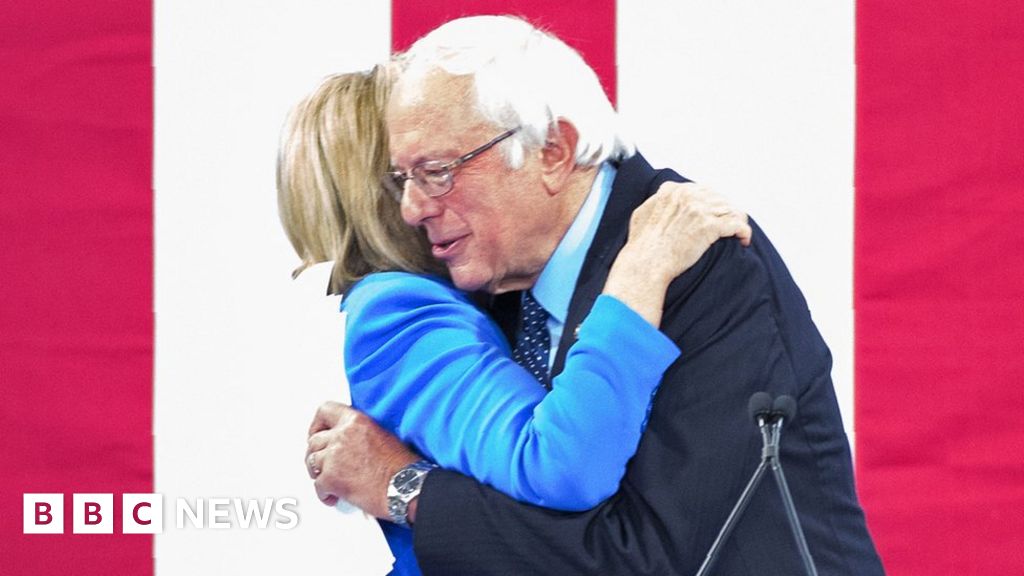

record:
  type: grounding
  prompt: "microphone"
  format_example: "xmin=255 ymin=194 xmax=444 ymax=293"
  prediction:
xmin=748 ymin=392 xmax=796 ymax=426
xmin=694 ymin=393 xmax=818 ymax=576
xmin=747 ymin=392 xmax=773 ymax=423
xmin=771 ymin=394 xmax=797 ymax=424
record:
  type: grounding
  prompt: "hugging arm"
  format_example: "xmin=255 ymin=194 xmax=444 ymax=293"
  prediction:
xmin=412 ymin=232 xmax=816 ymax=575
xmin=341 ymin=273 xmax=679 ymax=511
xmin=333 ymin=182 xmax=749 ymax=512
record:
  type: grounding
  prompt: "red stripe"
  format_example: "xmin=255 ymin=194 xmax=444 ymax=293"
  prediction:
xmin=856 ymin=1 xmax=1024 ymax=574
xmin=0 ymin=0 xmax=153 ymax=572
xmin=391 ymin=0 xmax=617 ymax=105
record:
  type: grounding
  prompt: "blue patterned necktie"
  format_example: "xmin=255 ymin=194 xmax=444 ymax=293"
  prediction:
xmin=512 ymin=291 xmax=552 ymax=389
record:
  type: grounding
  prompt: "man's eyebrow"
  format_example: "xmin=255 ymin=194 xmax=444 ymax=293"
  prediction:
xmin=390 ymin=147 xmax=461 ymax=170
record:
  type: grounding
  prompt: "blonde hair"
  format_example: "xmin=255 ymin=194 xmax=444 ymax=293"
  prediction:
xmin=277 ymin=66 xmax=443 ymax=294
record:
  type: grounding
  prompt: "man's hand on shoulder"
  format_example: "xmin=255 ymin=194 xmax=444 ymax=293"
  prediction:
xmin=306 ymin=401 xmax=421 ymax=520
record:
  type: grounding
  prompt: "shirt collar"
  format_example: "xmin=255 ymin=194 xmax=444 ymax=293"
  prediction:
xmin=531 ymin=162 xmax=615 ymax=325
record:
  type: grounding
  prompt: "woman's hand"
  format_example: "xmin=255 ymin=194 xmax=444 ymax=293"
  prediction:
xmin=625 ymin=182 xmax=750 ymax=283
xmin=603 ymin=182 xmax=750 ymax=327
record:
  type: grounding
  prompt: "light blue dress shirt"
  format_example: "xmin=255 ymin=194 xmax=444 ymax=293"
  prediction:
xmin=529 ymin=163 xmax=616 ymax=369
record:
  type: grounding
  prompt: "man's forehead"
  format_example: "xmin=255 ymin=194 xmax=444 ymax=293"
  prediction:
xmin=389 ymin=69 xmax=475 ymax=122
xmin=387 ymin=71 xmax=492 ymax=158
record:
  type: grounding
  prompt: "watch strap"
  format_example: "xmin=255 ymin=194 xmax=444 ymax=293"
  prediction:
xmin=386 ymin=459 xmax=436 ymax=526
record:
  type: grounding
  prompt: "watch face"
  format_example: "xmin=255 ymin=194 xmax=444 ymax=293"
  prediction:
xmin=396 ymin=474 xmax=422 ymax=495
xmin=395 ymin=469 xmax=417 ymax=486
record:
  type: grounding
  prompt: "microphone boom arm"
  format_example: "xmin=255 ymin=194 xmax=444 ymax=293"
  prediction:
xmin=693 ymin=400 xmax=819 ymax=576
xmin=768 ymin=417 xmax=818 ymax=576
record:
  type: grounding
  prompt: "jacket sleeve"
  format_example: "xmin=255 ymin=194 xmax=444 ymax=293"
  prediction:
xmin=343 ymin=272 xmax=679 ymax=511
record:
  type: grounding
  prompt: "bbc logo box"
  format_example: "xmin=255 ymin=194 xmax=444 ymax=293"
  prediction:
xmin=23 ymin=493 xmax=162 ymax=534
xmin=23 ymin=494 xmax=64 ymax=534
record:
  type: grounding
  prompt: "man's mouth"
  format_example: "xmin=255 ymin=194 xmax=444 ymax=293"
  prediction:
xmin=431 ymin=235 xmax=468 ymax=259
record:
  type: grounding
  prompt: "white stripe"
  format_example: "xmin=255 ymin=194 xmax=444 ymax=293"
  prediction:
xmin=617 ymin=1 xmax=857 ymax=439
xmin=154 ymin=1 xmax=393 ymax=573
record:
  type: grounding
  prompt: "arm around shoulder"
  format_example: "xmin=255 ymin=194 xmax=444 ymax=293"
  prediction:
xmin=343 ymin=272 xmax=679 ymax=511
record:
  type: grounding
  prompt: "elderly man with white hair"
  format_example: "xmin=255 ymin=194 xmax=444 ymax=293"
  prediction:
xmin=309 ymin=15 xmax=883 ymax=576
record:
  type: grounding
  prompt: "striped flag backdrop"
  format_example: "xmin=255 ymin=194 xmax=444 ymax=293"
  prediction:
xmin=2 ymin=1 xmax=1021 ymax=574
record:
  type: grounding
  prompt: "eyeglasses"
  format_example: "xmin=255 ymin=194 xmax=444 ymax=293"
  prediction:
xmin=382 ymin=128 xmax=520 ymax=202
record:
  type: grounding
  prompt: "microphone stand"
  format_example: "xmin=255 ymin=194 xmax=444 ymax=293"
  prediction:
xmin=694 ymin=397 xmax=819 ymax=576
xmin=766 ymin=416 xmax=818 ymax=576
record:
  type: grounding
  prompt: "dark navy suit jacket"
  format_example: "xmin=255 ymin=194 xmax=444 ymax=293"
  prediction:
xmin=412 ymin=154 xmax=885 ymax=575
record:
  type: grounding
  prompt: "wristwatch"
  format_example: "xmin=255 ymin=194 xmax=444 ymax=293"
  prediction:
xmin=386 ymin=459 xmax=436 ymax=526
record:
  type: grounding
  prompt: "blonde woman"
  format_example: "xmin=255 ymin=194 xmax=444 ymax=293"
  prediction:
xmin=279 ymin=68 xmax=750 ymax=575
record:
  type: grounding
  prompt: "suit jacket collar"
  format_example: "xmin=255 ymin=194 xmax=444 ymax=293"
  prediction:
xmin=490 ymin=152 xmax=688 ymax=376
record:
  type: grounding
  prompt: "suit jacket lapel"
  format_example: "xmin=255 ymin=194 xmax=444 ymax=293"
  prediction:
xmin=551 ymin=153 xmax=689 ymax=377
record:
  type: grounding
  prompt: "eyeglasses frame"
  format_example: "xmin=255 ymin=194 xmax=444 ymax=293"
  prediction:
xmin=383 ymin=127 xmax=520 ymax=201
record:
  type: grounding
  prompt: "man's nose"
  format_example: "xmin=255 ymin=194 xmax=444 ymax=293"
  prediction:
xmin=400 ymin=180 xmax=443 ymax=226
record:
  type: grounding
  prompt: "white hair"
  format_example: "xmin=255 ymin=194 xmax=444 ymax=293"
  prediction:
xmin=394 ymin=15 xmax=635 ymax=168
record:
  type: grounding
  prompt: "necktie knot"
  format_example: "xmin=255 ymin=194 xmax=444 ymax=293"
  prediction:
xmin=512 ymin=291 xmax=551 ymax=388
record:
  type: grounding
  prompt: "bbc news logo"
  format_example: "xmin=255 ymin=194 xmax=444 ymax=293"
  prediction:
xmin=23 ymin=494 xmax=299 ymax=534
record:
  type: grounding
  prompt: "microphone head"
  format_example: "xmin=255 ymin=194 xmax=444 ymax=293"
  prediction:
xmin=748 ymin=392 xmax=773 ymax=423
xmin=772 ymin=395 xmax=797 ymax=423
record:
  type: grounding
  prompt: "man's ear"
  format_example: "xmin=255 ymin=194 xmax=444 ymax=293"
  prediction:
xmin=539 ymin=119 xmax=579 ymax=195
